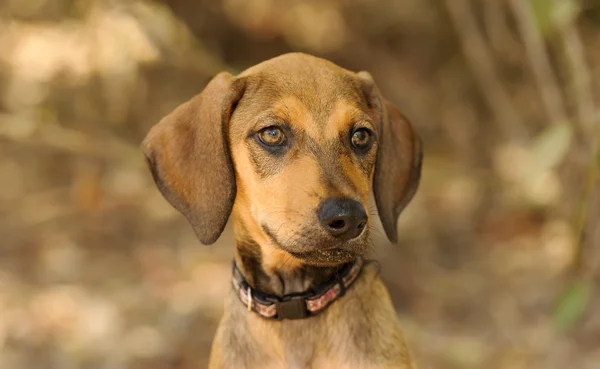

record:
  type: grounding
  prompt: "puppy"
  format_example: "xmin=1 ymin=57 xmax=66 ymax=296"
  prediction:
xmin=142 ymin=53 xmax=422 ymax=369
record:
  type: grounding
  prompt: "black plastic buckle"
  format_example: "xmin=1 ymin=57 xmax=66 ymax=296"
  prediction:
xmin=275 ymin=297 xmax=308 ymax=320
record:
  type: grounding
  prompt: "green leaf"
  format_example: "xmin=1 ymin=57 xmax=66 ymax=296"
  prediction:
xmin=553 ymin=0 xmax=580 ymax=27
xmin=530 ymin=0 xmax=555 ymax=34
xmin=530 ymin=0 xmax=580 ymax=36
xmin=553 ymin=280 xmax=592 ymax=330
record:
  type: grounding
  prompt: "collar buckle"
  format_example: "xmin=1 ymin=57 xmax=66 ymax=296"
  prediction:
xmin=275 ymin=296 xmax=308 ymax=320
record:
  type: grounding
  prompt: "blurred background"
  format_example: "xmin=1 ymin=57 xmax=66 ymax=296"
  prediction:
xmin=1 ymin=0 xmax=600 ymax=368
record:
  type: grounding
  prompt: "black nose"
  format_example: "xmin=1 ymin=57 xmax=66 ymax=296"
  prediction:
xmin=318 ymin=197 xmax=368 ymax=240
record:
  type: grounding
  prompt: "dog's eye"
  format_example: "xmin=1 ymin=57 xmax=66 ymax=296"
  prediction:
xmin=351 ymin=128 xmax=372 ymax=150
xmin=258 ymin=126 xmax=286 ymax=146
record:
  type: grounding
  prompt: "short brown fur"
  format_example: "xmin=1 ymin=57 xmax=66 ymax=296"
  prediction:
xmin=142 ymin=53 xmax=422 ymax=368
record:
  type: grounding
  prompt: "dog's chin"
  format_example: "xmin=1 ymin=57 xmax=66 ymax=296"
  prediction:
xmin=282 ymin=234 xmax=370 ymax=267
xmin=288 ymin=248 xmax=363 ymax=267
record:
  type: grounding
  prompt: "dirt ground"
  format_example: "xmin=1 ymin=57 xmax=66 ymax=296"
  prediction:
xmin=1 ymin=1 xmax=600 ymax=368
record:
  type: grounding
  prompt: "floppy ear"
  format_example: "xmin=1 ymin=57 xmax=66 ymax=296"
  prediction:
xmin=142 ymin=72 xmax=245 ymax=245
xmin=357 ymin=71 xmax=423 ymax=244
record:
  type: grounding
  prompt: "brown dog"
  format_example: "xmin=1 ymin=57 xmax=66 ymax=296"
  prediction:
xmin=142 ymin=53 xmax=422 ymax=369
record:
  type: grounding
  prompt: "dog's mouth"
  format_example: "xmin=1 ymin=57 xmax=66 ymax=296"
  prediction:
xmin=262 ymin=222 xmax=370 ymax=266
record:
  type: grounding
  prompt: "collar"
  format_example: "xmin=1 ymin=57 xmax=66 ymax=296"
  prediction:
xmin=231 ymin=257 xmax=365 ymax=320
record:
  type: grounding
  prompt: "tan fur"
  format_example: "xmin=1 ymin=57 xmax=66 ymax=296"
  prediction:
xmin=142 ymin=53 xmax=423 ymax=368
xmin=210 ymin=265 xmax=416 ymax=369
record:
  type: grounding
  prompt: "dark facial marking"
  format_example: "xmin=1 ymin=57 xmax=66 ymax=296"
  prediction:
xmin=261 ymin=223 xmax=284 ymax=248
xmin=234 ymin=223 xmax=273 ymax=290
xmin=247 ymin=142 xmax=286 ymax=178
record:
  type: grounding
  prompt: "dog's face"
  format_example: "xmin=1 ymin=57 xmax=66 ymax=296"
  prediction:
xmin=228 ymin=68 xmax=378 ymax=265
xmin=142 ymin=53 xmax=421 ymax=267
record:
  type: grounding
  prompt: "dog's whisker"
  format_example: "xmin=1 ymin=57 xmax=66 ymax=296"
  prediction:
xmin=278 ymin=253 xmax=295 ymax=271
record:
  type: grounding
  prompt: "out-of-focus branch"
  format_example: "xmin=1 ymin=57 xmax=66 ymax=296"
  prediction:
xmin=483 ymin=0 xmax=520 ymax=57
xmin=508 ymin=0 xmax=569 ymax=126
xmin=552 ymin=5 xmax=599 ymax=278
xmin=445 ymin=0 xmax=525 ymax=139
xmin=574 ymin=135 xmax=600 ymax=279
xmin=0 ymin=122 xmax=144 ymax=167
xmin=483 ymin=0 xmax=504 ymax=53
xmin=557 ymin=14 xmax=596 ymax=132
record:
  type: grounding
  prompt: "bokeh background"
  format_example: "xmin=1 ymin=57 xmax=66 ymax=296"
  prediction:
xmin=1 ymin=0 xmax=600 ymax=368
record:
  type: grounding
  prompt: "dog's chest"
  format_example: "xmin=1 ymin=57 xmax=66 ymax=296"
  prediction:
xmin=214 ymin=267 xmax=414 ymax=368
xmin=278 ymin=314 xmax=377 ymax=369
xmin=227 ymin=307 xmax=367 ymax=368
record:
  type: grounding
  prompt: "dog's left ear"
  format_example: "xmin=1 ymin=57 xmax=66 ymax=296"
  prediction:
xmin=357 ymin=71 xmax=423 ymax=243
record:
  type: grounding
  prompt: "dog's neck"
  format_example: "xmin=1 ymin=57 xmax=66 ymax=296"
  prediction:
xmin=233 ymin=236 xmax=346 ymax=297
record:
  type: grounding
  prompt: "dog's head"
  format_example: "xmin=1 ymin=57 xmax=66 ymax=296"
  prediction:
xmin=142 ymin=53 xmax=422 ymax=266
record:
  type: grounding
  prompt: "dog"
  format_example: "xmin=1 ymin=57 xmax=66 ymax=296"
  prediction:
xmin=142 ymin=53 xmax=422 ymax=369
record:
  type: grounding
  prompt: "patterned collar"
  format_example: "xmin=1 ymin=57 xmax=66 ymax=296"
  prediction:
xmin=231 ymin=258 xmax=365 ymax=320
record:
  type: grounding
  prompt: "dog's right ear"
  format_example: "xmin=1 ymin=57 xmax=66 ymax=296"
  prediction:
xmin=142 ymin=72 xmax=245 ymax=245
